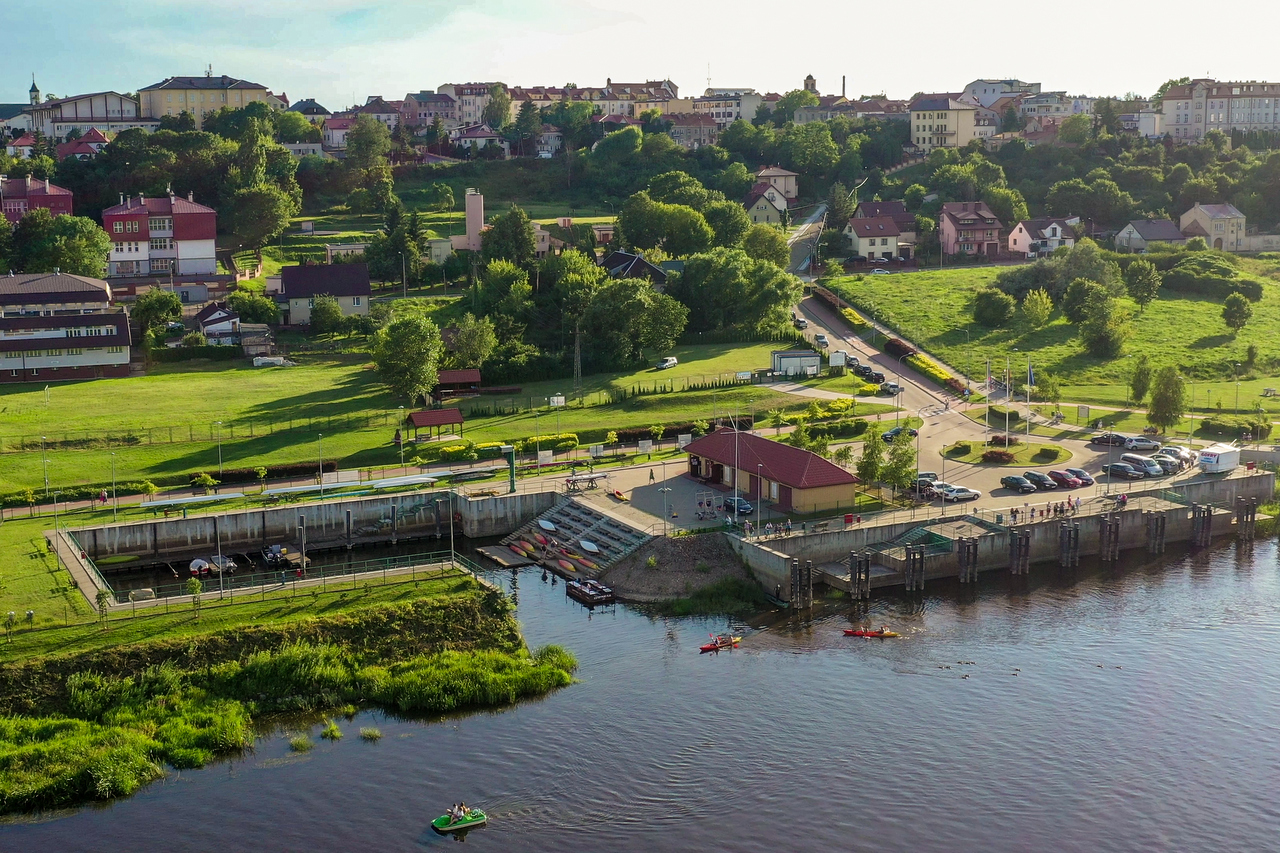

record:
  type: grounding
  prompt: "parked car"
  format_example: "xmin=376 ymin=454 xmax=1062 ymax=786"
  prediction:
xmin=1064 ymin=467 xmax=1095 ymax=486
xmin=870 ymin=268 xmax=891 ymax=275
xmin=1000 ymin=475 xmax=1037 ymax=494
xmin=1047 ymin=470 xmax=1083 ymax=488
xmin=882 ymin=426 xmax=919 ymax=443
xmin=656 ymin=356 xmax=678 ymax=370
xmin=939 ymin=485 xmax=982 ymax=502
xmin=722 ymin=496 xmax=753 ymax=515
xmin=813 ymin=334 xmax=829 ymax=348
xmin=869 ymin=371 xmax=886 ymax=383
xmin=880 ymin=381 xmax=902 ymax=395
xmin=1102 ymin=462 xmax=1144 ymax=480
xmin=1162 ymin=445 xmax=1197 ymax=465
xmin=854 ymin=364 xmax=874 ymax=377
xmin=1148 ymin=455 xmax=1181 ymax=474
xmin=794 ymin=317 xmax=809 ymax=330
xmin=1120 ymin=453 xmax=1164 ymax=477
xmin=1023 ymin=471 xmax=1057 ymax=490
xmin=1124 ymin=436 xmax=1162 ymax=451
xmin=1090 ymin=432 xmax=1128 ymax=446
xmin=917 ymin=472 xmax=939 ymax=483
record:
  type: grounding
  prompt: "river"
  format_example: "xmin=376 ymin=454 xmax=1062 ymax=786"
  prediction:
xmin=5 ymin=539 xmax=1280 ymax=852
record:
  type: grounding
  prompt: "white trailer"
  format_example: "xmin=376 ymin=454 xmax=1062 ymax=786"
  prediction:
xmin=1197 ymin=443 xmax=1240 ymax=473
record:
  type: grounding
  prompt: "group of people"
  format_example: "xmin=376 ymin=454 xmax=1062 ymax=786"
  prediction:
xmin=446 ymin=803 xmax=472 ymax=823
xmin=1010 ymin=497 xmax=1082 ymax=523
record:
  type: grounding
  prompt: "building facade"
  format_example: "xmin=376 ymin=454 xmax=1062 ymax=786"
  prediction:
xmin=1114 ymin=219 xmax=1186 ymax=252
xmin=279 ymin=264 xmax=371 ymax=325
xmin=940 ymin=202 xmax=1004 ymax=256
xmin=961 ymin=79 xmax=1041 ymax=108
xmin=1179 ymin=202 xmax=1247 ymax=251
xmin=139 ymin=74 xmax=274 ymax=128
xmin=1008 ymin=218 xmax=1075 ymax=257
xmin=0 ymin=272 xmax=130 ymax=383
xmin=101 ymin=193 xmax=218 ymax=277
xmin=402 ymin=91 xmax=458 ymax=129
xmin=23 ymin=90 xmax=155 ymax=137
xmin=666 ymin=113 xmax=718 ymax=149
xmin=909 ymin=96 xmax=988 ymax=152
xmin=437 ymin=83 xmax=498 ymax=126
xmin=693 ymin=88 xmax=764 ymax=129
xmin=1163 ymin=79 xmax=1280 ymax=141
xmin=1 ymin=175 xmax=73 ymax=224
xmin=845 ymin=217 xmax=900 ymax=260
xmin=743 ymin=182 xmax=788 ymax=225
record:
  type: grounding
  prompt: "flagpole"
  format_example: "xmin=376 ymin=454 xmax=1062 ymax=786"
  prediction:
xmin=985 ymin=358 xmax=991 ymax=432
xmin=1027 ymin=357 xmax=1033 ymax=437
xmin=1005 ymin=354 xmax=1011 ymax=442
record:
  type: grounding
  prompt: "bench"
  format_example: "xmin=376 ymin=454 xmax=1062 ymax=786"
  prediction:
xmin=813 ymin=521 xmax=829 ymax=533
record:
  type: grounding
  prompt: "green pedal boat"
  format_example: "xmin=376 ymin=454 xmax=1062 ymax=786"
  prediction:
xmin=432 ymin=809 xmax=488 ymax=832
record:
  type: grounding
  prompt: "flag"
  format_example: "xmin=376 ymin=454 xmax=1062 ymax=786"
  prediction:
xmin=1028 ymin=362 xmax=1035 ymax=388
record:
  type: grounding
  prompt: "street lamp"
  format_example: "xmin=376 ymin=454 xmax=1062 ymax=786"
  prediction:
xmin=397 ymin=406 xmax=405 ymax=472
xmin=214 ymin=421 xmax=223 ymax=476
xmin=110 ymin=452 xmax=117 ymax=522
xmin=896 ymin=353 xmax=910 ymax=427
xmin=318 ymin=434 xmax=324 ymax=498
xmin=41 ymin=435 xmax=49 ymax=497
xmin=659 ymin=485 xmax=672 ymax=536
xmin=756 ymin=463 xmax=763 ymax=533
xmin=1233 ymin=362 xmax=1241 ymax=415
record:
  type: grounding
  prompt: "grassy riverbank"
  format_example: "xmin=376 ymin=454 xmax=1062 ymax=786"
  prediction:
xmin=650 ymin=577 xmax=771 ymax=617
xmin=0 ymin=591 xmax=576 ymax=814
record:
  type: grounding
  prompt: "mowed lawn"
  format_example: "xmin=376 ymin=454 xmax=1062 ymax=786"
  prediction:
xmin=826 ymin=259 xmax=1280 ymax=398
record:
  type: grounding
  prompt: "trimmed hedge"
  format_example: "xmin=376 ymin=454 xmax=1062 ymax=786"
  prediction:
xmin=988 ymin=406 xmax=1023 ymax=425
xmin=205 ymin=462 xmax=338 ymax=486
xmin=1200 ymin=415 xmax=1272 ymax=440
xmin=1034 ymin=446 xmax=1061 ymax=461
xmin=150 ymin=346 xmax=245 ymax=363
xmin=840 ymin=307 xmax=870 ymax=329
xmin=982 ymin=449 xmax=1016 ymax=463
xmin=885 ymin=338 xmax=917 ymax=358
xmin=987 ymin=434 xmax=1021 ymax=447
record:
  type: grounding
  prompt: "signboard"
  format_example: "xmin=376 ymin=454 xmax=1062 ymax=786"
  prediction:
xmin=549 ymin=395 xmax=566 ymax=407
xmin=830 ymin=350 xmax=847 ymax=368
xmin=537 ymin=450 xmax=554 ymax=465
xmin=677 ymin=433 xmax=692 ymax=448
xmin=300 ymin=220 xmax=314 ymax=233
xmin=637 ymin=440 xmax=653 ymax=454
xmin=1077 ymin=405 xmax=1090 ymax=421
xmin=736 ymin=371 xmax=752 ymax=381
xmin=588 ymin=444 xmax=604 ymax=457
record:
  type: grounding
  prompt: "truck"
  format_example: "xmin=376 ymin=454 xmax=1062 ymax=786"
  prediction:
xmin=1196 ymin=442 xmax=1240 ymax=473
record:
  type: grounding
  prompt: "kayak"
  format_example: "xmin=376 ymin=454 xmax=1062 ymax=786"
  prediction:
xmin=533 ymin=533 xmax=548 ymax=545
xmin=578 ymin=557 xmax=599 ymax=570
xmin=699 ymin=636 xmax=742 ymax=653
xmin=538 ymin=519 xmax=557 ymax=532
xmin=580 ymin=539 xmax=600 ymax=555
xmin=432 ymin=809 xmax=487 ymax=832
xmin=843 ymin=629 xmax=900 ymax=638
xmin=509 ymin=544 xmax=528 ymax=557
xmin=556 ymin=559 xmax=577 ymax=572
xmin=612 ymin=489 xmax=629 ymax=501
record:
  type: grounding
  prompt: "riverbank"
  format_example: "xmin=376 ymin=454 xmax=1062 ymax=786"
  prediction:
xmin=600 ymin=533 xmax=752 ymax=604
xmin=0 ymin=589 xmax=576 ymax=815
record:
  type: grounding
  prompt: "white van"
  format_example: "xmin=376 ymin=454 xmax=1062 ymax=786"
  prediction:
xmin=657 ymin=356 xmax=678 ymax=370
xmin=1119 ymin=453 xmax=1162 ymax=477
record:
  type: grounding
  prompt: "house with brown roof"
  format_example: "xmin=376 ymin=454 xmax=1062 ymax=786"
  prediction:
xmin=0 ymin=272 xmax=131 ymax=384
xmin=756 ymin=166 xmax=798 ymax=200
xmin=279 ymin=263 xmax=371 ymax=325
xmin=407 ymin=408 xmax=464 ymax=439
xmin=853 ymin=201 xmax=917 ymax=256
xmin=845 ymin=217 xmax=900 ymax=261
xmin=1179 ymin=202 xmax=1246 ymax=252
xmin=1 ymin=175 xmax=73 ymax=224
xmin=939 ymin=202 xmax=1004 ymax=257
xmin=1008 ymin=217 xmax=1076 ymax=257
xmin=665 ymin=113 xmax=718 ymax=150
xmin=683 ymin=428 xmax=858 ymax=513
xmin=1115 ymin=219 xmax=1186 ymax=252
xmin=743 ymin=182 xmax=789 ymax=225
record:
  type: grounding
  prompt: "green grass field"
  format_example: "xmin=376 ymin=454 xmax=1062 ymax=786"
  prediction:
xmin=825 ymin=258 xmax=1280 ymax=403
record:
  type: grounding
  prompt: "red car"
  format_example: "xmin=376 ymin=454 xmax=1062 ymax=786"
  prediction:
xmin=1047 ymin=470 xmax=1082 ymax=488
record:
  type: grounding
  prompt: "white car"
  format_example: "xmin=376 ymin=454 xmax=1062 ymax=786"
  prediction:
xmin=814 ymin=334 xmax=829 ymax=348
xmin=656 ymin=356 xmax=678 ymax=370
xmin=939 ymin=485 xmax=982 ymax=502
xmin=1124 ymin=436 xmax=1161 ymax=451
xmin=870 ymin=268 xmax=891 ymax=275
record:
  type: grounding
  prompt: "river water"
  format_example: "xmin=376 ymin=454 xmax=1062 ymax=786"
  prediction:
xmin=6 ymin=540 xmax=1280 ymax=852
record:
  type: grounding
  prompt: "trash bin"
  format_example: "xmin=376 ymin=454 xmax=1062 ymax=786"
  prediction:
xmin=996 ymin=513 xmax=1004 ymax=524
xmin=844 ymin=513 xmax=854 ymax=525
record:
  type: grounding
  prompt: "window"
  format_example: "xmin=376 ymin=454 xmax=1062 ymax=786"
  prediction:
xmin=150 ymin=238 xmax=172 ymax=251
xmin=352 ymin=297 xmax=361 ymax=307
xmin=67 ymin=348 xmax=82 ymax=356
xmin=4 ymin=352 xmax=19 ymax=359
xmin=46 ymin=349 xmax=62 ymax=357
xmin=152 ymin=258 xmax=172 ymax=272
xmin=114 ymin=243 xmax=124 ymax=253
xmin=113 ymin=221 xmax=123 ymax=234
xmin=108 ymin=346 xmax=124 ymax=354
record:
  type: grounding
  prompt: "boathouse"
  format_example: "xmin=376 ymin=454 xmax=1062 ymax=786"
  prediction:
xmin=683 ymin=428 xmax=858 ymax=513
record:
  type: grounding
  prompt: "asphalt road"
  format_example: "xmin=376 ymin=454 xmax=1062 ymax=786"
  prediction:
xmin=787 ymin=204 xmax=826 ymax=274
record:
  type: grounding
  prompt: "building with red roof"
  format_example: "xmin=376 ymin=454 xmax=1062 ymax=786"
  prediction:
xmin=845 ymin=216 xmax=901 ymax=261
xmin=101 ymin=192 xmax=217 ymax=277
xmin=0 ymin=175 xmax=73 ymax=224
xmin=683 ymin=428 xmax=858 ymax=513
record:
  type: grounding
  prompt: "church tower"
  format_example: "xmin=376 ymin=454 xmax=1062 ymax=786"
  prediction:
xmin=29 ymin=75 xmax=40 ymax=105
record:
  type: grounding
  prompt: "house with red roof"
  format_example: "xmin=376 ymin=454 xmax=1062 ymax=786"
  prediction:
xmin=682 ymin=428 xmax=858 ymax=513
xmin=939 ymin=201 xmax=1004 ymax=257
xmin=101 ymin=192 xmax=217 ymax=277
xmin=846 ymin=217 xmax=901 ymax=261
xmin=451 ymin=124 xmax=509 ymax=157
xmin=1 ymin=175 xmax=73 ymax=224
xmin=5 ymin=133 xmax=37 ymax=159
xmin=56 ymin=128 xmax=110 ymax=161
xmin=743 ymin=181 xmax=789 ymax=226
xmin=323 ymin=116 xmax=355 ymax=148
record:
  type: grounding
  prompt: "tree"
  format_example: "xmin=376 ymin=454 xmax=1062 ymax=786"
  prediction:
xmin=186 ymin=577 xmax=202 ymax=620
xmin=482 ymin=84 xmax=512 ymax=130
xmin=182 ymin=331 xmax=207 ymax=347
xmin=772 ymin=89 xmax=819 ymax=125
xmin=159 ymin=111 xmax=197 ymax=132
xmin=309 ymin=294 xmax=344 ymax=334
xmin=983 ymin=186 xmax=1029 ymax=227
xmin=1147 ymin=366 xmax=1187 ymax=432
xmin=229 ymin=183 xmax=296 ymax=251
xmin=648 ymin=171 xmax=711 ymax=209
xmin=1079 ymin=289 xmax=1130 ymax=358
xmin=1153 ymin=77 xmax=1191 ymax=102
xmin=661 ymin=205 xmax=714 ymax=257
xmin=226 ymin=290 xmax=279 ymax=324
xmin=1063 ymin=278 xmax=1106 ymax=323
xmin=856 ymin=424 xmax=884 ymax=483
xmin=1222 ymin=292 xmax=1253 ymax=334
xmin=450 ymin=312 xmax=497 ymax=368
xmin=701 ymin=200 xmax=751 ymax=248
xmin=372 ymin=315 xmax=444 ymax=403
xmin=973 ymin=288 xmax=1016 ymax=327
xmin=1059 ymin=113 xmax=1093 ymax=144
xmin=741 ymin=224 xmax=789 ymax=268
xmin=8 ymin=209 xmax=110 ymax=275
xmin=422 ymin=181 xmax=454 ymax=212
xmin=1001 ymin=105 xmax=1023 ymax=132
xmin=1124 ymin=259 xmax=1162 ymax=311
xmin=133 ymin=288 xmax=183 ymax=336
xmin=669 ymin=248 xmax=800 ymax=333
xmin=1129 ymin=354 xmax=1152 ymax=404
xmin=482 ymin=205 xmax=537 ymax=266
xmin=883 ymin=432 xmax=918 ymax=498
xmin=826 ymin=182 xmax=856 ymax=224
xmin=275 ymin=110 xmax=322 ymax=144
xmin=903 ymin=184 xmax=927 ymax=212
xmin=1022 ymin=288 xmax=1053 ymax=328
xmin=346 ymin=115 xmax=392 ymax=171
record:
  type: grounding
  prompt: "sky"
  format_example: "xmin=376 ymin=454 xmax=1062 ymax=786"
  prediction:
xmin=4 ymin=0 xmax=1280 ymax=109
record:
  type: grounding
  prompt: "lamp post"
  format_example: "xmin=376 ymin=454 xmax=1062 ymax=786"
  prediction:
xmin=318 ymin=434 xmax=324 ymax=498
xmin=896 ymin=353 xmax=909 ymax=427
xmin=110 ymin=452 xmax=117 ymax=522
xmin=214 ymin=421 xmax=223 ymax=476
xmin=756 ymin=463 xmax=763 ymax=533
xmin=659 ymin=484 xmax=672 ymax=536
xmin=533 ymin=409 xmax=540 ymax=472
xmin=1187 ymin=378 xmax=1195 ymax=445
xmin=42 ymin=435 xmax=49 ymax=497
xmin=397 ymin=406 xmax=405 ymax=472
xmin=1233 ymin=362 xmax=1241 ymax=415
xmin=964 ymin=326 xmax=972 ymax=388
xmin=1025 ymin=354 xmax=1033 ymax=438
xmin=1005 ymin=353 xmax=1012 ymax=443
xmin=52 ymin=491 xmax=61 ymax=547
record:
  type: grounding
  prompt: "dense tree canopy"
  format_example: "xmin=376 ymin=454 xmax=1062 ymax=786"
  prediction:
xmin=669 ymin=248 xmax=801 ymax=333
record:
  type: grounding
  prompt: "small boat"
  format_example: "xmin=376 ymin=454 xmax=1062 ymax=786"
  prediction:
xmin=566 ymin=578 xmax=615 ymax=606
xmin=432 ymin=808 xmax=488 ymax=832
xmin=519 ymin=540 xmax=540 ymax=553
xmin=577 ymin=557 xmax=599 ymax=570
xmin=209 ymin=554 xmax=237 ymax=575
xmin=509 ymin=544 xmax=530 ymax=557
xmin=538 ymin=519 xmax=557 ymax=532
xmin=843 ymin=628 xmax=900 ymax=638
xmin=612 ymin=489 xmax=629 ymax=502
xmin=579 ymin=540 xmax=600 ymax=555
xmin=261 ymin=544 xmax=289 ymax=568
xmin=699 ymin=635 xmax=742 ymax=653
xmin=560 ymin=549 xmax=583 ymax=561
xmin=188 ymin=558 xmax=209 ymax=577
xmin=556 ymin=559 xmax=577 ymax=572
xmin=533 ymin=533 xmax=548 ymax=545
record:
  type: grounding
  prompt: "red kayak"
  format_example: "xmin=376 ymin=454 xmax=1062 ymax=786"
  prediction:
xmin=843 ymin=628 xmax=900 ymax=638
xmin=699 ymin=635 xmax=742 ymax=653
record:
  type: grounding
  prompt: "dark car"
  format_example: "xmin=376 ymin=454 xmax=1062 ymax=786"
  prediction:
xmin=881 ymin=426 xmax=919 ymax=443
xmin=1102 ymin=462 xmax=1144 ymax=480
xmin=722 ymin=496 xmax=753 ymax=515
xmin=854 ymin=364 xmax=873 ymax=377
xmin=1023 ymin=471 xmax=1057 ymax=490
xmin=1001 ymin=475 xmax=1037 ymax=494
xmin=1064 ymin=467 xmax=1095 ymax=486
xmin=1047 ymin=470 xmax=1083 ymax=488
xmin=869 ymin=371 xmax=886 ymax=383
xmin=1090 ymin=432 xmax=1128 ymax=446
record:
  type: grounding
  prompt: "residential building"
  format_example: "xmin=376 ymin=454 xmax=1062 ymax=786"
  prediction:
xmin=55 ymin=127 xmax=110 ymax=161
xmin=757 ymin=166 xmax=798 ymax=200
xmin=138 ymin=73 xmax=274 ymax=129
xmin=743 ymin=182 xmax=788 ymax=225
xmin=356 ymin=97 xmax=402 ymax=131
xmin=1 ymin=175 xmax=73 ymax=224
xmin=1179 ymin=202 xmax=1247 ymax=252
xmin=4 ymin=134 xmax=36 ymax=159
xmin=536 ymin=125 xmax=564 ymax=157
xmin=1115 ymin=219 xmax=1186 ymax=252
xmin=0 ymin=102 xmax=32 ymax=134
xmin=437 ymin=83 xmax=498 ymax=126
xmin=279 ymin=264 xmax=371 ymax=326
xmin=101 ymin=193 xmax=217 ymax=277
xmin=1008 ymin=218 xmax=1076 ymax=257
xmin=682 ymin=428 xmax=859 ymax=514
xmin=961 ymin=79 xmax=1040 ymax=108
xmin=402 ymin=91 xmax=458 ymax=129
xmin=323 ymin=116 xmax=354 ymax=148
xmin=794 ymin=96 xmax=850 ymax=125
xmin=693 ymin=88 xmax=764 ymax=128
xmin=852 ymin=201 xmax=917 ymax=257
xmin=451 ymin=124 xmax=509 ymax=157
xmin=601 ymin=251 xmax=667 ymax=287
xmin=665 ymin=113 xmax=718 ymax=149
xmin=0 ymin=272 xmax=131 ymax=383
xmin=845 ymin=217 xmax=900 ymax=260
xmin=1019 ymin=92 xmax=1094 ymax=120
xmin=288 ymin=99 xmax=331 ymax=123
xmin=195 ymin=301 xmax=240 ymax=344
xmin=1162 ymin=79 xmax=1280 ymax=141
xmin=909 ymin=96 xmax=989 ymax=152
xmin=22 ymin=90 xmax=155 ymax=138
xmin=939 ymin=202 xmax=1004 ymax=256
xmin=282 ymin=142 xmax=325 ymax=158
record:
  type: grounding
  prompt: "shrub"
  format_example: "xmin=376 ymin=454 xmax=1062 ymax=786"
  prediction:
xmin=951 ymin=442 xmax=971 ymax=454
xmin=987 ymin=434 xmax=1021 ymax=447
xmin=840 ymin=307 xmax=870 ymax=329
xmin=513 ymin=433 xmax=579 ymax=453
xmin=973 ymin=288 xmax=1016 ymax=327
xmin=988 ymin=406 xmax=1023 ymax=424
xmin=474 ymin=441 xmax=506 ymax=458
xmin=1200 ymin=414 xmax=1272 ymax=440
xmin=1161 ymin=256 xmax=1263 ymax=301
xmin=1034 ymin=446 xmax=1061 ymax=461
xmin=904 ymin=353 xmax=954 ymax=389
xmin=982 ymin=449 xmax=1016 ymax=463
xmin=885 ymin=337 xmax=917 ymax=358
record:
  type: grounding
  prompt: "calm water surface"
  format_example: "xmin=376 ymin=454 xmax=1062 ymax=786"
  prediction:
xmin=6 ymin=540 xmax=1280 ymax=852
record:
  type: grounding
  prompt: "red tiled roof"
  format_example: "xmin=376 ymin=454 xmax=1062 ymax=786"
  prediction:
xmin=854 ymin=201 xmax=916 ymax=230
xmin=683 ymin=428 xmax=858 ymax=490
xmin=10 ymin=134 xmax=35 ymax=146
xmin=437 ymin=368 xmax=481 ymax=385
xmin=1 ymin=176 xmax=72 ymax=197
xmin=81 ymin=127 xmax=109 ymax=142
xmin=102 ymin=195 xmax=215 ymax=216
xmin=847 ymin=216 xmax=900 ymax=238
xmin=408 ymin=409 xmax=464 ymax=428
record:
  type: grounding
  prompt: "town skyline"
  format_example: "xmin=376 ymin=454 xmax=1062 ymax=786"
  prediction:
xmin=4 ymin=0 xmax=1280 ymax=108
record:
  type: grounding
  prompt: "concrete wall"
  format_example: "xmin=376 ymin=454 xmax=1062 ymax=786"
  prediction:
xmin=461 ymin=490 xmax=558 ymax=539
xmin=725 ymin=534 xmax=792 ymax=598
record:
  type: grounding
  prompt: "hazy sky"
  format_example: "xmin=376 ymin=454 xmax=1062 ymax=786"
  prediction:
xmin=5 ymin=0 xmax=1280 ymax=109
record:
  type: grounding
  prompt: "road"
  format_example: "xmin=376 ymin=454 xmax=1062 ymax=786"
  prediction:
xmin=787 ymin=204 xmax=826 ymax=274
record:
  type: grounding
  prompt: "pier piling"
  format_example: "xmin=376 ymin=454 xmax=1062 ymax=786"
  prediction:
xmin=1191 ymin=504 xmax=1213 ymax=547
xmin=1099 ymin=513 xmax=1122 ymax=561
xmin=1144 ymin=510 xmax=1166 ymax=555
xmin=958 ymin=537 xmax=979 ymax=583
xmin=904 ymin=545 xmax=925 ymax=592
xmin=1236 ymin=497 xmax=1257 ymax=542
xmin=850 ymin=551 xmax=872 ymax=600
xmin=1009 ymin=529 xmax=1031 ymax=575
xmin=345 ymin=509 xmax=353 ymax=551
xmin=1059 ymin=522 xmax=1080 ymax=567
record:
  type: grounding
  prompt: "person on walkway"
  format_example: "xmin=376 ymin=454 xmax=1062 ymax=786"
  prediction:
xmin=649 ymin=469 xmax=655 ymax=483
xmin=1075 ymin=496 xmax=1082 ymax=513
xmin=785 ymin=519 xmax=793 ymax=536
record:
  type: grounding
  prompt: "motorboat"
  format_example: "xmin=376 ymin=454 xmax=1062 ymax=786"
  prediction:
xmin=432 ymin=808 xmax=487 ymax=832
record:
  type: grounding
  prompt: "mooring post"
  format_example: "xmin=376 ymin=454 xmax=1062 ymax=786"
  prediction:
xmin=391 ymin=504 xmax=398 ymax=545
xmin=804 ymin=560 xmax=814 ymax=609
xmin=345 ymin=508 xmax=353 ymax=551
xmin=791 ymin=558 xmax=800 ymax=605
